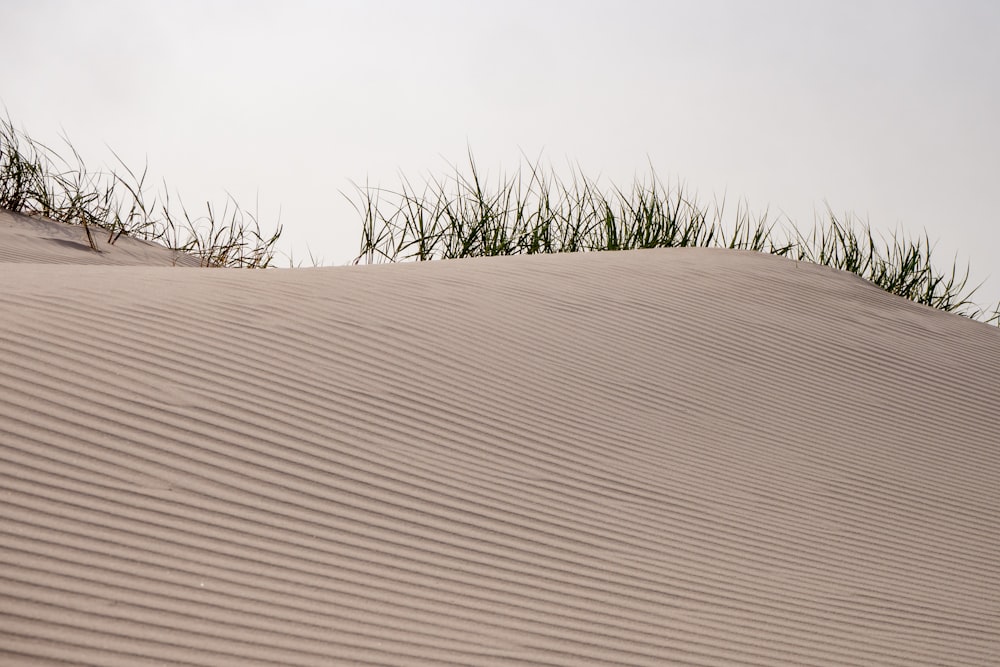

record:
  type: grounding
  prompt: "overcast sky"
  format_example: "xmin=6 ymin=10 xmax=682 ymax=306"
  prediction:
xmin=3 ymin=0 xmax=998 ymax=309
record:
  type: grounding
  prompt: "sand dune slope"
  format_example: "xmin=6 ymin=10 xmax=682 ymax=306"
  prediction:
xmin=0 ymin=209 xmax=201 ymax=266
xmin=1 ymin=244 xmax=998 ymax=665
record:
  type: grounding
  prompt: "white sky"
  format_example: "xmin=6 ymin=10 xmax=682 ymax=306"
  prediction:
xmin=3 ymin=0 xmax=999 ymax=310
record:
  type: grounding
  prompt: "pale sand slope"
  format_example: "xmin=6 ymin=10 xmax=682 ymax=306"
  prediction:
xmin=0 ymin=209 xmax=201 ymax=266
xmin=0 ymin=235 xmax=998 ymax=665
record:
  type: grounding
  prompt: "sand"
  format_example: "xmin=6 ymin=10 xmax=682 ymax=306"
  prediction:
xmin=1 ymin=213 xmax=998 ymax=665
xmin=0 ymin=209 xmax=201 ymax=266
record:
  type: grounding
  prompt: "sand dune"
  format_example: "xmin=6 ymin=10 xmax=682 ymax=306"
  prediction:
xmin=1 ymin=214 xmax=998 ymax=665
xmin=0 ymin=209 xmax=201 ymax=266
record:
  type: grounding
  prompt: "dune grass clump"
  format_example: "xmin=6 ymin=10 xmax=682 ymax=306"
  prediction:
xmin=0 ymin=114 xmax=281 ymax=268
xmin=352 ymin=153 xmax=999 ymax=325
xmin=788 ymin=216 xmax=987 ymax=318
xmin=353 ymin=152 xmax=789 ymax=262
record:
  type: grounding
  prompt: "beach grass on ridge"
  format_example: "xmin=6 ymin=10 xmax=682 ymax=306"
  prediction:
xmin=1 ymin=112 xmax=996 ymax=324
xmin=0 ymin=113 xmax=281 ymax=268
xmin=351 ymin=150 xmax=999 ymax=325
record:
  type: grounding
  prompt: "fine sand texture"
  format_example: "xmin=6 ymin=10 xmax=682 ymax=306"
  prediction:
xmin=0 ymin=209 xmax=201 ymax=266
xmin=1 ymin=215 xmax=999 ymax=665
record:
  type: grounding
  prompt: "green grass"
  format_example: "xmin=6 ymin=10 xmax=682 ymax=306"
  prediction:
xmin=351 ymin=151 xmax=1000 ymax=325
xmin=3 ymin=114 xmax=997 ymax=325
xmin=0 ymin=114 xmax=281 ymax=268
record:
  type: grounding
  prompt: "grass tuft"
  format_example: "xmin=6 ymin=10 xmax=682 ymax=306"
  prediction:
xmin=4 ymin=114 xmax=995 ymax=324
xmin=0 ymin=113 xmax=281 ymax=268
xmin=352 ymin=152 xmax=998 ymax=324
